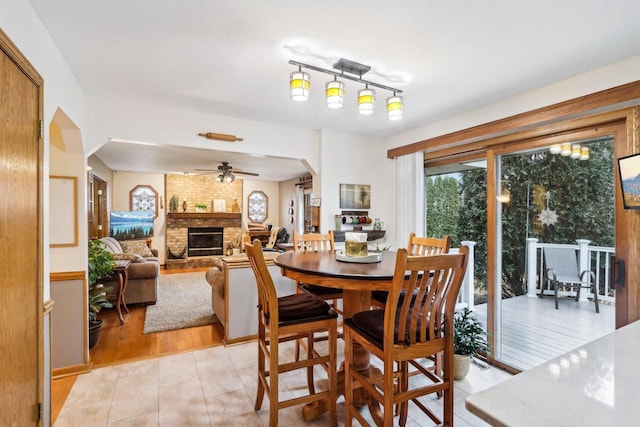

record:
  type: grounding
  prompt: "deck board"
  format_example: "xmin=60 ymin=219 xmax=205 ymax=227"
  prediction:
xmin=473 ymin=294 xmax=615 ymax=370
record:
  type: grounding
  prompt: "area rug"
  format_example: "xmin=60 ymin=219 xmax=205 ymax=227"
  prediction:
xmin=143 ymin=271 xmax=218 ymax=333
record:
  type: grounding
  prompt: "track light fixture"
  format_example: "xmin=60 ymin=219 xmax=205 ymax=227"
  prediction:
xmin=289 ymin=58 xmax=404 ymax=120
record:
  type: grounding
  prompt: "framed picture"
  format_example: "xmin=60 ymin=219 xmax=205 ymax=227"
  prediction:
xmin=339 ymin=184 xmax=371 ymax=209
xmin=310 ymin=197 xmax=322 ymax=207
xmin=618 ymin=152 xmax=640 ymax=209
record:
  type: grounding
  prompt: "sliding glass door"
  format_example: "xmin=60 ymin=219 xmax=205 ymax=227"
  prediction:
xmin=493 ymin=136 xmax=616 ymax=370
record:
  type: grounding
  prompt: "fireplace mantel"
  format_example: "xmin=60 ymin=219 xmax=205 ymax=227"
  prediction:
xmin=167 ymin=212 xmax=241 ymax=220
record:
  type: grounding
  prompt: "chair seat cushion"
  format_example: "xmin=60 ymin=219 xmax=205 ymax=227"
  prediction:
xmin=277 ymin=293 xmax=337 ymax=326
xmin=300 ymin=284 xmax=344 ymax=297
xmin=346 ymin=308 xmax=432 ymax=348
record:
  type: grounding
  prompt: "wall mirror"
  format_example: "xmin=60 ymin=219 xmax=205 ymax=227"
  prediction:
xmin=248 ymin=190 xmax=268 ymax=223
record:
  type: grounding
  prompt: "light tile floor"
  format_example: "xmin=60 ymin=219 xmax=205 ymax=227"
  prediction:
xmin=55 ymin=339 xmax=512 ymax=426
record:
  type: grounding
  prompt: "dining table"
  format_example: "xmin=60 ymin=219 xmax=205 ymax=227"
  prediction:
xmin=274 ymin=250 xmax=398 ymax=422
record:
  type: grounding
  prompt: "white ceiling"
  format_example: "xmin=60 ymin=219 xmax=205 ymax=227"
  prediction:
xmin=29 ymin=0 xmax=640 ymax=181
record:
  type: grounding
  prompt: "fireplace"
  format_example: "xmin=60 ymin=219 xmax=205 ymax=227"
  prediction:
xmin=188 ymin=227 xmax=223 ymax=257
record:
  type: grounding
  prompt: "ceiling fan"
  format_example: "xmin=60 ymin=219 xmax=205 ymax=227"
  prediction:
xmin=194 ymin=161 xmax=259 ymax=183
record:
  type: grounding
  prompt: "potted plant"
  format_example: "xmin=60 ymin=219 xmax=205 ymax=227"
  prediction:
xmin=453 ymin=307 xmax=489 ymax=380
xmin=87 ymin=239 xmax=115 ymax=349
xmin=195 ymin=202 xmax=208 ymax=212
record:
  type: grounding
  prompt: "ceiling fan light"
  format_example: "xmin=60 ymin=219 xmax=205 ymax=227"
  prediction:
xmin=216 ymin=174 xmax=224 ymax=183
xmin=290 ymin=70 xmax=310 ymax=102
xmin=325 ymin=79 xmax=345 ymax=109
xmin=225 ymin=172 xmax=236 ymax=183
xmin=386 ymin=95 xmax=404 ymax=120
xmin=358 ymin=88 xmax=375 ymax=115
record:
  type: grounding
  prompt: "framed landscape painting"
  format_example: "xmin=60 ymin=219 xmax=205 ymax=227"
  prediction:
xmin=618 ymin=152 xmax=640 ymax=209
xmin=339 ymin=184 xmax=371 ymax=209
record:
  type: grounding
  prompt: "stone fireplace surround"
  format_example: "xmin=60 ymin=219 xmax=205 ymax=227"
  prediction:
xmin=165 ymin=212 xmax=241 ymax=269
xmin=165 ymin=174 xmax=243 ymax=269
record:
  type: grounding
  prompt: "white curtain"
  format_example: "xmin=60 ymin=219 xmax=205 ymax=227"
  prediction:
xmin=395 ymin=152 xmax=425 ymax=245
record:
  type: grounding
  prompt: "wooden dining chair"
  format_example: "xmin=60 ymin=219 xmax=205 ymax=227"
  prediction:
xmin=344 ymin=247 xmax=468 ymax=427
xmin=293 ymin=231 xmax=344 ymax=362
xmin=245 ymin=240 xmax=338 ymax=427
xmin=371 ymin=233 xmax=452 ymax=400
xmin=372 ymin=232 xmax=451 ymax=308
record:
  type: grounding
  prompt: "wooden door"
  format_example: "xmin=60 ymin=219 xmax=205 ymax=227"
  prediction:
xmin=88 ymin=173 xmax=108 ymax=239
xmin=0 ymin=29 xmax=44 ymax=424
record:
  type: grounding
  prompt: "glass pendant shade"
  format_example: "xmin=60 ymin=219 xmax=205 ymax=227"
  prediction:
xmin=549 ymin=144 xmax=562 ymax=154
xmin=290 ymin=71 xmax=310 ymax=101
xmin=386 ymin=95 xmax=404 ymax=120
xmin=560 ymin=143 xmax=571 ymax=156
xmin=358 ymin=88 xmax=376 ymax=115
xmin=216 ymin=174 xmax=224 ymax=183
xmin=580 ymin=146 xmax=590 ymax=160
xmin=325 ymin=79 xmax=345 ymax=109
xmin=570 ymin=144 xmax=581 ymax=159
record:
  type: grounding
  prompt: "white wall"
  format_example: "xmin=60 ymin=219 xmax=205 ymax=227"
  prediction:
xmin=384 ymin=55 xmax=640 ymax=151
xmin=112 ymin=172 xmax=167 ymax=264
xmin=85 ymin=93 xmax=321 ymax=174
xmin=1 ymin=0 xmax=87 ymax=295
xmin=1 ymin=1 xmax=88 ymax=425
xmin=242 ymin=179 xmax=280 ymax=229
xmin=318 ymin=130 xmax=397 ymax=247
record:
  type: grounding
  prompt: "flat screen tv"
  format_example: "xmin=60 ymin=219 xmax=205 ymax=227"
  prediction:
xmin=110 ymin=211 xmax=154 ymax=240
xmin=618 ymin=152 xmax=640 ymax=209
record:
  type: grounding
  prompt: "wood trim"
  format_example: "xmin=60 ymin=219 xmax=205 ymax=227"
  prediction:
xmin=424 ymin=107 xmax=637 ymax=162
xmin=0 ymin=28 xmax=44 ymax=86
xmin=166 ymin=212 xmax=241 ymax=220
xmin=50 ymin=271 xmax=86 ymax=281
xmin=1 ymin=26 xmax=45 ymax=426
xmin=52 ymin=363 xmax=91 ymax=380
xmin=389 ymin=80 xmax=640 ymax=159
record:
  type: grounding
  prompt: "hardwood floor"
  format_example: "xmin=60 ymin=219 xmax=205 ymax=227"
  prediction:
xmin=51 ymin=266 xmax=225 ymax=423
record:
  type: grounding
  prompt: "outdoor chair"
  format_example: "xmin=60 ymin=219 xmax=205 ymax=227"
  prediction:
xmin=245 ymin=239 xmax=338 ymax=427
xmin=344 ymin=247 xmax=468 ymax=427
xmin=541 ymin=246 xmax=599 ymax=313
xmin=292 ymin=230 xmax=343 ymax=362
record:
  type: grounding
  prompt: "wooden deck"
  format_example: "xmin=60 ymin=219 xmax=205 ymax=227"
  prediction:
xmin=473 ymin=294 xmax=615 ymax=371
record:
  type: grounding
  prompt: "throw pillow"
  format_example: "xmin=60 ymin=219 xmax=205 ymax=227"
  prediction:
xmin=120 ymin=240 xmax=154 ymax=258
xmin=111 ymin=252 xmax=147 ymax=263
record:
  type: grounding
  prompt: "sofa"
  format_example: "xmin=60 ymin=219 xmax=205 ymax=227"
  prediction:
xmin=205 ymin=252 xmax=296 ymax=343
xmin=99 ymin=237 xmax=160 ymax=305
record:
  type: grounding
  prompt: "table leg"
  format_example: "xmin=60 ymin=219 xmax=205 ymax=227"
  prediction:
xmin=120 ymin=268 xmax=129 ymax=315
xmin=115 ymin=270 xmax=125 ymax=325
xmin=302 ymin=289 xmax=381 ymax=421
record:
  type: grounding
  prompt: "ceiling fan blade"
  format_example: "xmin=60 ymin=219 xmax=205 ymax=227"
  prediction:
xmin=193 ymin=168 xmax=217 ymax=172
xmin=233 ymin=170 xmax=259 ymax=176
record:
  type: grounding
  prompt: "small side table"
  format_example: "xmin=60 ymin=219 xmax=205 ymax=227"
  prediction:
xmin=113 ymin=260 xmax=131 ymax=324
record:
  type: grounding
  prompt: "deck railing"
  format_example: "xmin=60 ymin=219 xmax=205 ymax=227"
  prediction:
xmin=452 ymin=241 xmax=476 ymax=310
xmin=525 ymin=238 xmax=615 ymax=304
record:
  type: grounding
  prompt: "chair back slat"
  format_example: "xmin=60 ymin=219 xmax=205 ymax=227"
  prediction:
xmin=407 ymin=232 xmax=451 ymax=255
xmin=293 ymin=231 xmax=335 ymax=253
xmin=387 ymin=247 xmax=468 ymax=347
xmin=245 ymin=239 xmax=279 ymax=322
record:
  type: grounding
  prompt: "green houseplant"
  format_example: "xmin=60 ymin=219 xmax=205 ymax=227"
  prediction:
xmin=453 ymin=307 xmax=489 ymax=380
xmin=87 ymin=239 xmax=115 ymax=348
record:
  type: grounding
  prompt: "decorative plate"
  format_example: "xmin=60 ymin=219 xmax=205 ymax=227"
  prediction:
xmin=335 ymin=250 xmax=382 ymax=263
